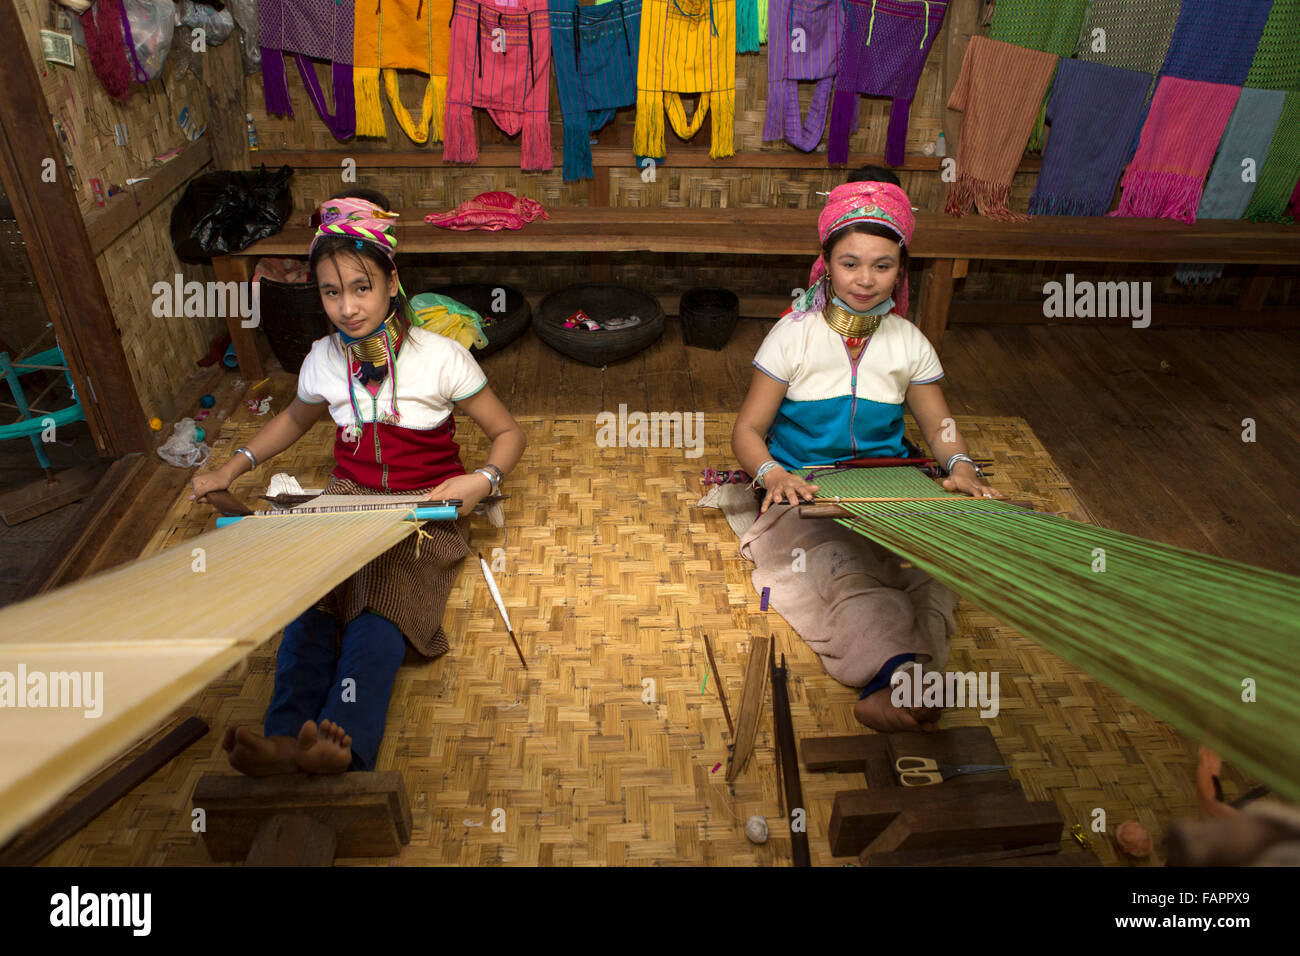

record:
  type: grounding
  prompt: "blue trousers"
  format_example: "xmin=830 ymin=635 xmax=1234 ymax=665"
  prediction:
xmin=264 ymin=607 xmax=406 ymax=771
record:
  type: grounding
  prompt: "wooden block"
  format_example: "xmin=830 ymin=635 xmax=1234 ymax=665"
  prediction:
xmin=861 ymin=799 xmax=1063 ymax=857
xmin=802 ymin=735 xmax=884 ymax=773
xmin=245 ymin=814 xmax=338 ymax=866
xmin=801 ymin=734 xmax=896 ymax=789
xmin=863 ymin=842 xmax=1061 ymax=867
xmin=829 ymin=778 xmax=1025 ymax=856
xmin=886 ymin=726 xmax=1012 ymax=788
xmin=193 ymin=771 xmax=412 ymax=862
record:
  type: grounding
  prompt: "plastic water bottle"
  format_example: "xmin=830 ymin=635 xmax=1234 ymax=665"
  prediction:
xmin=246 ymin=114 xmax=259 ymax=152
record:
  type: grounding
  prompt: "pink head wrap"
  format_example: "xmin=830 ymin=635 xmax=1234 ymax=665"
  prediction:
xmin=792 ymin=181 xmax=915 ymax=320
xmin=309 ymin=197 xmax=400 ymax=260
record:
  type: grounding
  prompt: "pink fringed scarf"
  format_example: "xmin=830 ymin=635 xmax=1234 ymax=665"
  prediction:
xmin=1111 ymin=76 xmax=1242 ymax=223
xmin=79 ymin=0 xmax=132 ymax=102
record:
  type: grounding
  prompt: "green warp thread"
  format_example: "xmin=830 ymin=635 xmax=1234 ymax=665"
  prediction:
xmin=800 ymin=467 xmax=1300 ymax=801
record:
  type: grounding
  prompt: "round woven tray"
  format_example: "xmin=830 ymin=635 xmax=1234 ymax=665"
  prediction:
xmin=257 ymin=278 xmax=332 ymax=374
xmin=534 ymin=283 xmax=665 ymax=366
xmin=428 ymin=283 xmax=531 ymax=357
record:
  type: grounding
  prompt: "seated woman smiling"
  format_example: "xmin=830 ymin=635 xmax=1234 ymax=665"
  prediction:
xmin=732 ymin=181 xmax=1004 ymax=732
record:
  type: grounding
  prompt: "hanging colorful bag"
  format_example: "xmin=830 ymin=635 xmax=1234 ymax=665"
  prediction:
xmin=829 ymin=0 xmax=947 ymax=166
xmin=550 ymin=0 xmax=641 ymax=180
xmin=444 ymin=0 xmax=555 ymax=170
xmin=633 ymin=0 xmax=737 ymax=161
xmin=259 ymin=0 xmax=356 ymax=141
xmin=353 ymin=0 xmax=454 ymax=143
xmin=763 ymin=0 xmax=846 ymax=152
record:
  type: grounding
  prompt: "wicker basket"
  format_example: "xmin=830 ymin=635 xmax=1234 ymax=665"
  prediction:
xmin=534 ymin=284 xmax=665 ymax=366
xmin=428 ymin=283 xmax=531 ymax=357
xmin=679 ymin=287 xmax=739 ymax=350
xmin=257 ymin=279 xmax=332 ymax=374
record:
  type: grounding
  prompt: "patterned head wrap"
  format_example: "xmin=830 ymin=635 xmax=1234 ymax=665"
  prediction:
xmin=309 ymin=197 xmax=400 ymax=260
xmin=790 ymin=181 xmax=915 ymax=320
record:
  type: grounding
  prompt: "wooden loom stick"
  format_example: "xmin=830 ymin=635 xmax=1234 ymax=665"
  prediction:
xmin=726 ymin=636 xmax=771 ymax=783
xmin=801 ymin=498 xmax=1040 ymax=518
xmin=701 ymin=633 xmax=734 ymax=737
xmin=770 ymin=652 xmax=811 ymax=867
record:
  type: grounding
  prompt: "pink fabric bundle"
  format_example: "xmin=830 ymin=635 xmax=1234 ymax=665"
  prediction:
xmin=424 ymin=191 xmax=551 ymax=231
xmin=799 ymin=181 xmax=915 ymax=318
xmin=1111 ymin=77 xmax=1242 ymax=223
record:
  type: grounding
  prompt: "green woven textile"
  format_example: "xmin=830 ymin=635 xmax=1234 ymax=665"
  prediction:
xmin=798 ymin=466 xmax=1300 ymax=801
xmin=1244 ymin=91 xmax=1300 ymax=222
xmin=989 ymin=0 xmax=1090 ymax=151
xmin=989 ymin=0 xmax=1089 ymax=53
xmin=1075 ymin=0 xmax=1183 ymax=77
xmin=1246 ymin=0 xmax=1300 ymax=90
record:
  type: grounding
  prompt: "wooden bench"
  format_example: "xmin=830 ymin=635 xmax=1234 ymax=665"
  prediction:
xmin=215 ymin=205 xmax=1300 ymax=380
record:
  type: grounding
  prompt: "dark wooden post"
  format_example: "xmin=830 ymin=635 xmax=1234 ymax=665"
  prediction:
xmin=0 ymin=0 xmax=151 ymax=457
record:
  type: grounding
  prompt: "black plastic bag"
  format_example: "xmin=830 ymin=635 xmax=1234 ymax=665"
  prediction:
xmin=169 ymin=165 xmax=294 ymax=262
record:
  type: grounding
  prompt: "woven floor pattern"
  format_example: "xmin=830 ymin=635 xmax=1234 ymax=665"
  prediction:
xmin=40 ymin=408 xmax=1237 ymax=866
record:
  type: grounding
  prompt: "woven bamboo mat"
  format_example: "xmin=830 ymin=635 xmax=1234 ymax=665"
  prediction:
xmin=39 ymin=402 xmax=1248 ymax=867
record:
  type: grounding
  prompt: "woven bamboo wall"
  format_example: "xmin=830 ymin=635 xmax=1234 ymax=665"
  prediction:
xmin=248 ymin=16 xmax=1296 ymax=309
xmin=14 ymin=0 xmax=241 ymax=422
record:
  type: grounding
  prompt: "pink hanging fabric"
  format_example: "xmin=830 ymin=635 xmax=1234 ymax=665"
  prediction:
xmin=1110 ymin=76 xmax=1241 ymax=223
xmin=444 ymin=0 xmax=554 ymax=170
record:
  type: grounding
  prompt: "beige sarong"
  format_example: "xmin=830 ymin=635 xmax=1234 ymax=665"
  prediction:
xmin=738 ymin=501 xmax=957 ymax=687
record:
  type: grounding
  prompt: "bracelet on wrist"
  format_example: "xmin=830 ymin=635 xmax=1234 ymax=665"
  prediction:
xmin=754 ymin=459 xmax=781 ymax=488
xmin=473 ymin=467 xmax=500 ymax=495
xmin=945 ymin=453 xmax=983 ymax=478
xmin=235 ymin=446 xmax=257 ymax=469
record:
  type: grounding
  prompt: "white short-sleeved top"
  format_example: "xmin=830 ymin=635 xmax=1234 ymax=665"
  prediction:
xmin=752 ymin=311 xmax=944 ymax=466
xmin=296 ymin=326 xmax=488 ymax=429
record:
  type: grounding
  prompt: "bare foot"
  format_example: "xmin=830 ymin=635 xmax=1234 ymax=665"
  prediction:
xmin=852 ymin=686 xmax=943 ymax=733
xmin=222 ymin=725 xmax=299 ymax=776
xmin=295 ymin=719 xmax=352 ymax=774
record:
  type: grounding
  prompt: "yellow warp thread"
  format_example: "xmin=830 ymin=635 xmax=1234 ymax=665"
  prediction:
xmin=411 ymin=518 xmax=435 ymax=559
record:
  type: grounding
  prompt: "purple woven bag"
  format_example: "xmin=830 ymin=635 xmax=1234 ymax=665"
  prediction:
xmin=829 ymin=0 xmax=948 ymax=166
xmin=763 ymin=0 xmax=850 ymax=151
xmin=259 ymin=0 xmax=356 ymax=140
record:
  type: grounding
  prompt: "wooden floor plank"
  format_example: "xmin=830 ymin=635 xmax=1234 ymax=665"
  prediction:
xmin=643 ymin=317 xmax=694 ymax=410
xmin=1048 ymin=327 xmax=1296 ymax=572
xmin=996 ymin=326 xmax=1216 ymax=552
xmin=1097 ymin=329 xmax=1300 ymax=516
xmin=605 ymin=331 xmax=651 ymax=413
